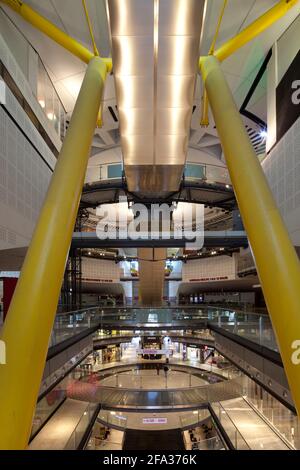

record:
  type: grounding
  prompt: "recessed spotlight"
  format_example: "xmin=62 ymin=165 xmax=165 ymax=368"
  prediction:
xmin=47 ymin=112 xmax=56 ymax=121
xmin=260 ymin=129 xmax=267 ymax=140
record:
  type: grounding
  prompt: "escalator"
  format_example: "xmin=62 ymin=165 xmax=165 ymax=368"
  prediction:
xmin=123 ymin=429 xmax=185 ymax=451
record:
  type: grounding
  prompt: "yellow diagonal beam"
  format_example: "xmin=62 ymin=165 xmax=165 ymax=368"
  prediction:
xmin=0 ymin=0 xmax=112 ymax=71
xmin=201 ymin=0 xmax=228 ymax=127
xmin=0 ymin=56 xmax=107 ymax=449
xmin=214 ymin=0 xmax=300 ymax=62
xmin=200 ymin=0 xmax=300 ymax=127
xmin=82 ymin=0 xmax=99 ymax=56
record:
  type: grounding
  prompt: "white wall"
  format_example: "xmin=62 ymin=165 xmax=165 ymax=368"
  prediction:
xmin=0 ymin=90 xmax=54 ymax=249
xmin=121 ymin=280 xmax=133 ymax=300
xmin=186 ymin=147 xmax=226 ymax=167
xmin=263 ymin=115 xmax=300 ymax=245
xmin=182 ymin=255 xmax=237 ymax=283
xmin=264 ymin=14 xmax=300 ymax=244
xmin=81 ymin=257 xmax=121 ymax=282
xmin=168 ymin=280 xmax=180 ymax=298
xmin=120 ymin=260 xmax=131 ymax=277
xmin=266 ymin=14 xmax=300 ymax=152
xmin=85 ymin=147 xmax=122 ymax=183
xmin=0 ymin=10 xmax=30 ymax=86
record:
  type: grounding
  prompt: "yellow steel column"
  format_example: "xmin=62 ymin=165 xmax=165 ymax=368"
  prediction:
xmin=200 ymin=55 xmax=300 ymax=416
xmin=0 ymin=56 xmax=107 ymax=449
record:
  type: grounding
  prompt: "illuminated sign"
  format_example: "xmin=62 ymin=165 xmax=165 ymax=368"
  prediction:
xmin=143 ymin=418 xmax=168 ymax=424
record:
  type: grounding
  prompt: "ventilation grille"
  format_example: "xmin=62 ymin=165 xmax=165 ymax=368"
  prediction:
xmin=246 ymin=125 xmax=266 ymax=156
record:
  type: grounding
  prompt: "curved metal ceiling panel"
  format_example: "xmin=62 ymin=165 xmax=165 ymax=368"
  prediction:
xmin=107 ymin=0 xmax=204 ymax=196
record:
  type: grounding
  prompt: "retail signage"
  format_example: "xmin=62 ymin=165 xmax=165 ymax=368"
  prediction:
xmin=137 ymin=349 xmax=168 ymax=355
xmin=81 ymin=277 xmax=115 ymax=283
xmin=143 ymin=418 xmax=168 ymax=424
xmin=188 ymin=276 xmax=229 ymax=282
xmin=276 ymin=49 xmax=300 ymax=142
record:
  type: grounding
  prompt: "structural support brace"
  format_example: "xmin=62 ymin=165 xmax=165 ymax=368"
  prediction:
xmin=200 ymin=55 xmax=300 ymax=417
xmin=0 ymin=0 xmax=112 ymax=71
xmin=201 ymin=0 xmax=299 ymax=126
xmin=0 ymin=57 xmax=107 ymax=449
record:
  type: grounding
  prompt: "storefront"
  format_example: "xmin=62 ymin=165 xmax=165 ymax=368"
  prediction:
xmin=99 ymin=345 xmax=121 ymax=364
xmin=187 ymin=344 xmax=200 ymax=361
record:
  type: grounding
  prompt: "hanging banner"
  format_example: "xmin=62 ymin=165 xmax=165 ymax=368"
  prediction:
xmin=276 ymin=50 xmax=300 ymax=142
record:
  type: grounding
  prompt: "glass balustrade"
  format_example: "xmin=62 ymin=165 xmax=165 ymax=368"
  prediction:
xmin=98 ymin=409 xmax=128 ymax=429
xmin=64 ymin=402 xmax=99 ymax=450
xmin=85 ymin=162 xmax=231 ymax=187
xmin=211 ymin=402 xmax=251 ymax=450
xmin=66 ymin=375 xmax=244 ymax=409
xmin=0 ymin=9 xmax=66 ymax=140
xmin=184 ymin=162 xmax=231 ymax=186
xmin=49 ymin=305 xmax=278 ymax=353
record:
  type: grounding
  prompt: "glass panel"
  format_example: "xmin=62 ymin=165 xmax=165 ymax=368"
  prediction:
xmin=211 ymin=402 xmax=250 ymax=450
xmin=185 ymin=163 xmax=205 ymax=179
xmin=64 ymin=403 xmax=98 ymax=450
xmin=36 ymin=56 xmax=66 ymax=140
xmin=47 ymin=305 xmax=281 ymax=353
xmin=107 ymin=163 xmax=123 ymax=179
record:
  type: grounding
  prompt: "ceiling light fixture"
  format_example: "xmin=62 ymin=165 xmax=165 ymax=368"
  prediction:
xmin=47 ymin=112 xmax=56 ymax=121
xmin=259 ymin=129 xmax=267 ymax=140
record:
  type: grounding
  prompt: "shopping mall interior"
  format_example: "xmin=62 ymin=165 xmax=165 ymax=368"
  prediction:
xmin=0 ymin=0 xmax=300 ymax=453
